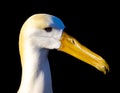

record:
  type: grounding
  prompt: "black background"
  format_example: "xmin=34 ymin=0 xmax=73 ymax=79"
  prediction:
xmin=1 ymin=0 xmax=118 ymax=93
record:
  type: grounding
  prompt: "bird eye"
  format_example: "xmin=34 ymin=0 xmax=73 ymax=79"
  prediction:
xmin=44 ymin=27 xmax=52 ymax=32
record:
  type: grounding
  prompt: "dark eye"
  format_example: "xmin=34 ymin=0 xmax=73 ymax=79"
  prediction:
xmin=44 ymin=27 xmax=52 ymax=32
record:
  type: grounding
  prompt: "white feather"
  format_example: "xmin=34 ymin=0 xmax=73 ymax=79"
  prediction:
xmin=17 ymin=14 xmax=65 ymax=93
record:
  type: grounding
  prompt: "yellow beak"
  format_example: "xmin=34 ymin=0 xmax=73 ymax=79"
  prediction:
xmin=58 ymin=32 xmax=109 ymax=74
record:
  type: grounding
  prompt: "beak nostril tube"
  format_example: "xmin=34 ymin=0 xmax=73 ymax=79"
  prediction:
xmin=71 ymin=39 xmax=75 ymax=45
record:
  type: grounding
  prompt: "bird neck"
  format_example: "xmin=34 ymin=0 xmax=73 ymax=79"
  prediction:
xmin=18 ymin=48 xmax=53 ymax=93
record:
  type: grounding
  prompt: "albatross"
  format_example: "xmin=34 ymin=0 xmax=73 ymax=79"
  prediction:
xmin=17 ymin=13 xmax=109 ymax=93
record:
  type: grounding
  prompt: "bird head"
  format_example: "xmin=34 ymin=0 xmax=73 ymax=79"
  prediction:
xmin=19 ymin=13 xmax=109 ymax=74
